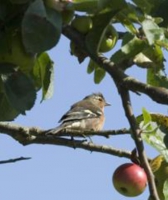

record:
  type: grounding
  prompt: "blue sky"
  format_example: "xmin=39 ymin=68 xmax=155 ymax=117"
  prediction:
xmin=0 ymin=31 xmax=168 ymax=200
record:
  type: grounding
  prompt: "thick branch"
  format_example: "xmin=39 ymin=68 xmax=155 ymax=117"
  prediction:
xmin=62 ymin=25 xmax=168 ymax=105
xmin=0 ymin=122 xmax=129 ymax=138
xmin=45 ymin=128 xmax=130 ymax=138
xmin=0 ymin=122 xmax=131 ymax=159
xmin=119 ymin=88 xmax=159 ymax=200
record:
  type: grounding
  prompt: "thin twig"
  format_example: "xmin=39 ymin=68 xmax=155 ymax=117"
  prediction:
xmin=0 ymin=157 xmax=31 ymax=164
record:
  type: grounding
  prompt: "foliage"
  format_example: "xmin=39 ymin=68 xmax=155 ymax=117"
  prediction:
xmin=0 ymin=0 xmax=167 ymax=120
xmin=137 ymin=108 xmax=168 ymax=162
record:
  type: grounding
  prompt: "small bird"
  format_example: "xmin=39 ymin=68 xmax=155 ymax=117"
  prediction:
xmin=46 ymin=92 xmax=110 ymax=134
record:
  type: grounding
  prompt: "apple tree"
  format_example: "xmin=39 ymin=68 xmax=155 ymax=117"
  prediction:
xmin=1 ymin=0 xmax=168 ymax=199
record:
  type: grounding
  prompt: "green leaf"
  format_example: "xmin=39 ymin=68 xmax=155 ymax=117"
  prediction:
xmin=132 ymin=0 xmax=153 ymax=13
xmin=134 ymin=45 xmax=164 ymax=69
xmin=151 ymin=155 xmax=168 ymax=200
xmin=87 ymin=59 xmax=95 ymax=74
xmin=147 ymin=69 xmax=168 ymax=88
xmin=33 ymin=53 xmax=54 ymax=101
xmin=22 ymin=0 xmax=62 ymax=53
xmin=87 ymin=59 xmax=106 ymax=83
xmin=150 ymin=155 xmax=164 ymax=173
xmin=0 ymin=92 xmax=19 ymax=121
xmin=142 ymin=124 xmax=168 ymax=162
xmin=142 ymin=107 xmax=151 ymax=124
xmin=1 ymin=70 xmax=36 ymax=114
xmin=163 ymin=179 xmax=168 ymax=199
xmin=142 ymin=18 xmax=165 ymax=45
xmin=72 ymin=0 xmax=98 ymax=13
xmin=115 ymin=3 xmax=144 ymax=34
xmin=98 ymin=0 xmax=127 ymax=11
xmin=111 ymin=33 xmax=147 ymax=64
xmin=137 ymin=110 xmax=168 ymax=162
xmin=85 ymin=11 xmax=119 ymax=55
xmin=156 ymin=38 xmax=168 ymax=50
xmin=94 ymin=67 xmax=106 ymax=84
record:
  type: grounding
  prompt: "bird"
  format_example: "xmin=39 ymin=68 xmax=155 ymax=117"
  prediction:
xmin=46 ymin=92 xmax=110 ymax=135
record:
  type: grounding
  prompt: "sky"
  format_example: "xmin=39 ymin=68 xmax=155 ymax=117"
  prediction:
xmin=0 ymin=28 xmax=168 ymax=200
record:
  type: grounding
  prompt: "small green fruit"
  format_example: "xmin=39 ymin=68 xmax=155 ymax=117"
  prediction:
xmin=99 ymin=37 xmax=114 ymax=53
xmin=71 ymin=16 xmax=92 ymax=34
xmin=99 ymin=25 xmax=118 ymax=53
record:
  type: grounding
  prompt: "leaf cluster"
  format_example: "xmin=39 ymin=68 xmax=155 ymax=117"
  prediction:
xmin=0 ymin=0 xmax=168 ymax=120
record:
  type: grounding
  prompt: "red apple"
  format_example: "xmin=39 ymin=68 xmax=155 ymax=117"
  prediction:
xmin=112 ymin=163 xmax=147 ymax=197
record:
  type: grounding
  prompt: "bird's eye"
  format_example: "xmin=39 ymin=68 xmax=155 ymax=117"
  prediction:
xmin=98 ymin=97 xmax=102 ymax=101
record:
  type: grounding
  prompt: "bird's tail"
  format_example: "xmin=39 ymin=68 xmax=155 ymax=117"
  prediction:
xmin=45 ymin=126 xmax=64 ymax=135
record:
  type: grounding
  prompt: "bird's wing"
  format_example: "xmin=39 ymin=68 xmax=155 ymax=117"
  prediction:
xmin=58 ymin=105 xmax=102 ymax=123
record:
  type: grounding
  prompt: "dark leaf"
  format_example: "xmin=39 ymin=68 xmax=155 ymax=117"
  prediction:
xmin=22 ymin=0 xmax=62 ymax=53
xmin=1 ymin=70 xmax=36 ymax=114
xmin=10 ymin=0 xmax=31 ymax=4
xmin=0 ymin=32 xmax=36 ymax=74
xmin=0 ymin=92 xmax=19 ymax=121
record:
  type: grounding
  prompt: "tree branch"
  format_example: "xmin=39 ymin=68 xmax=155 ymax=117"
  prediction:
xmin=0 ymin=122 xmax=131 ymax=159
xmin=119 ymin=87 xmax=159 ymax=200
xmin=45 ymin=127 xmax=130 ymax=138
xmin=62 ymin=25 xmax=168 ymax=105
xmin=28 ymin=136 xmax=132 ymax=159
xmin=0 ymin=157 xmax=31 ymax=164
xmin=0 ymin=122 xmax=130 ymax=138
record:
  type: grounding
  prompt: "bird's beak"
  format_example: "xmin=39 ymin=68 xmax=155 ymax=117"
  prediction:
xmin=105 ymin=102 xmax=111 ymax=106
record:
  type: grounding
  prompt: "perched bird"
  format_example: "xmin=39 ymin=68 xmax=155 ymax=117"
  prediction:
xmin=46 ymin=92 xmax=110 ymax=134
